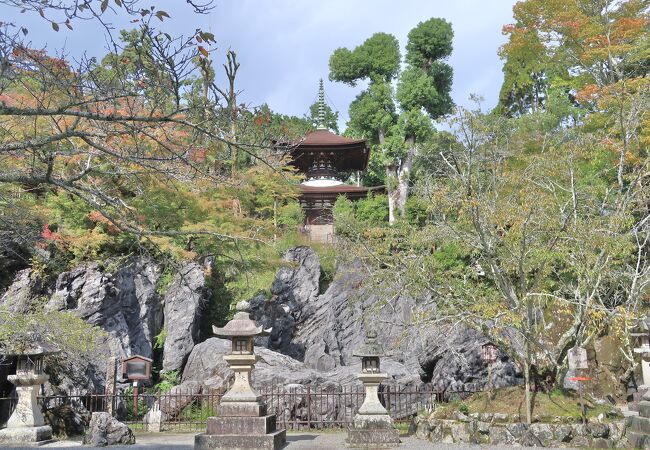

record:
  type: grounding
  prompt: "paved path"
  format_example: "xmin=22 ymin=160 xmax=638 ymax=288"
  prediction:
xmin=2 ymin=432 xmax=573 ymax=449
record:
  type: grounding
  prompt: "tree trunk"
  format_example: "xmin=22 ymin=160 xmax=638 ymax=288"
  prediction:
xmin=524 ymin=298 xmax=534 ymax=424
xmin=395 ymin=137 xmax=416 ymax=218
xmin=386 ymin=164 xmax=398 ymax=224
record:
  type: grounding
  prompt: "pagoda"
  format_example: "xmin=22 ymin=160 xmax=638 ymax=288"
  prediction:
xmin=287 ymin=80 xmax=379 ymax=243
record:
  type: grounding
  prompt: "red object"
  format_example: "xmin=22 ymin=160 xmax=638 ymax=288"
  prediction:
xmin=568 ymin=376 xmax=590 ymax=381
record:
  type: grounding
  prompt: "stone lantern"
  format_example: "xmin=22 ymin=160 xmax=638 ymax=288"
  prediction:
xmin=481 ymin=341 xmax=499 ymax=391
xmin=632 ymin=316 xmax=650 ymax=388
xmin=629 ymin=316 xmax=650 ymax=447
xmin=346 ymin=329 xmax=400 ymax=448
xmin=0 ymin=340 xmax=59 ymax=446
xmin=194 ymin=301 xmax=286 ymax=450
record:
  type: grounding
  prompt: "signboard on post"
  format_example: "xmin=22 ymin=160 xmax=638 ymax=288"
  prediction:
xmin=568 ymin=346 xmax=588 ymax=370
xmin=121 ymin=355 xmax=152 ymax=418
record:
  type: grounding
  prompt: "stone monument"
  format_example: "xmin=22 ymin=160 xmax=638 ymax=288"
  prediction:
xmin=0 ymin=340 xmax=59 ymax=445
xmin=346 ymin=329 xmax=400 ymax=448
xmin=194 ymin=301 xmax=286 ymax=450
xmin=630 ymin=316 xmax=650 ymax=411
xmin=628 ymin=389 xmax=650 ymax=447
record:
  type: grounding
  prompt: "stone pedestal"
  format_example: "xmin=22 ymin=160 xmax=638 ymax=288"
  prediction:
xmin=627 ymin=390 xmax=650 ymax=447
xmin=346 ymin=373 xmax=400 ymax=448
xmin=0 ymin=373 xmax=54 ymax=446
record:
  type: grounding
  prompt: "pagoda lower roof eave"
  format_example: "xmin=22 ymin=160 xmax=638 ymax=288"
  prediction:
xmin=299 ymin=185 xmax=385 ymax=200
xmin=299 ymin=185 xmax=383 ymax=193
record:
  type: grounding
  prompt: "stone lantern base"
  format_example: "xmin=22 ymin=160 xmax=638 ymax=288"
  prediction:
xmin=628 ymin=390 xmax=650 ymax=447
xmin=0 ymin=425 xmax=53 ymax=445
xmin=346 ymin=414 xmax=400 ymax=448
xmin=194 ymin=403 xmax=286 ymax=450
xmin=0 ymin=373 xmax=54 ymax=446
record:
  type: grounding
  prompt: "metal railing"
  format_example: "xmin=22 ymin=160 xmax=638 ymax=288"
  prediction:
xmin=1 ymin=384 xmax=481 ymax=431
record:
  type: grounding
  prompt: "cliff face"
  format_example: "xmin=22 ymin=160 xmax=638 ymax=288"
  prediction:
xmin=0 ymin=247 xmax=521 ymax=396
xmin=246 ymin=247 xmax=521 ymax=391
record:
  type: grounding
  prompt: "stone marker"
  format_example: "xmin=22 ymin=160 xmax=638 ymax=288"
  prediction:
xmin=627 ymin=389 xmax=650 ymax=447
xmin=194 ymin=301 xmax=286 ymax=450
xmin=632 ymin=317 xmax=650 ymax=412
xmin=0 ymin=340 xmax=59 ymax=446
xmin=346 ymin=329 xmax=400 ymax=448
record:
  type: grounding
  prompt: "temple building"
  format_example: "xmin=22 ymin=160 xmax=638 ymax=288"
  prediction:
xmin=287 ymin=80 xmax=380 ymax=243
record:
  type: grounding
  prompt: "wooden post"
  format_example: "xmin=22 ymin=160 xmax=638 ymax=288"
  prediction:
xmin=105 ymin=357 xmax=117 ymax=416
xmin=133 ymin=381 xmax=139 ymax=418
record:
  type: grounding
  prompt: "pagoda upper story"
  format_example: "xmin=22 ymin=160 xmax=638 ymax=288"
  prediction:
xmin=291 ymin=128 xmax=370 ymax=186
xmin=282 ymin=80 xmax=378 ymax=242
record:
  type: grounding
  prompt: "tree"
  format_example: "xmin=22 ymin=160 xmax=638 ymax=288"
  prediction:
xmin=329 ymin=19 xmax=454 ymax=223
xmin=333 ymin=98 xmax=650 ymax=423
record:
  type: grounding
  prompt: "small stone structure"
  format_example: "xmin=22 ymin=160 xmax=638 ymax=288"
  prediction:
xmin=194 ymin=301 xmax=286 ymax=450
xmin=414 ymin=415 xmax=628 ymax=447
xmin=346 ymin=329 xmax=400 ymax=448
xmin=0 ymin=341 xmax=59 ymax=446
xmin=629 ymin=389 xmax=650 ymax=447
xmin=631 ymin=317 xmax=650 ymax=411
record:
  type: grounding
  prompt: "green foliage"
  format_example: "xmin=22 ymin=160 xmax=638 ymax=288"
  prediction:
xmin=155 ymin=269 xmax=174 ymax=296
xmin=329 ymin=33 xmax=401 ymax=85
xmin=334 ymin=194 xmax=389 ymax=227
xmin=404 ymin=196 xmax=429 ymax=227
xmin=330 ymin=17 xmax=455 ymax=220
xmin=0 ymin=306 xmax=108 ymax=372
xmin=307 ymin=100 xmax=339 ymax=133
xmin=153 ymin=370 xmax=179 ymax=394
xmin=405 ymin=18 xmax=454 ymax=68
xmin=153 ymin=328 xmax=166 ymax=350
xmin=458 ymin=403 xmax=470 ymax=415
xmin=354 ymin=194 xmax=390 ymax=225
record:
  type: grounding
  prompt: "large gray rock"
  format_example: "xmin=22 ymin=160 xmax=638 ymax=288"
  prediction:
xmin=82 ymin=412 xmax=135 ymax=446
xmin=162 ymin=261 xmax=209 ymax=373
xmin=45 ymin=258 xmax=163 ymax=362
xmin=249 ymin=247 xmax=521 ymax=390
xmin=182 ymin=338 xmax=418 ymax=390
xmin=179 ymin=337 xmax=420 ymax=423
xmin=0 ymin=268 xmax=47 ymax=313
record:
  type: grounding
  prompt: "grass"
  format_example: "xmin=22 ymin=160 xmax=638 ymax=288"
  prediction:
xmin=432 ymin=386 xmax=613 ymax=423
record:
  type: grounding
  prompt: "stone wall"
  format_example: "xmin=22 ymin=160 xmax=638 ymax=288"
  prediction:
xmin=414 ymin=415 xmax=629 ymax=448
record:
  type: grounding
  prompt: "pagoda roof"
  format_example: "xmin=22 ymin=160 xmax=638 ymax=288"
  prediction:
xmin=299 ymin=184 xmax=384 ymax=200
xmin=284 ymin=129 xmax=370 ymax=172
xmin=299 ymin=129 xmax=367 ymax=148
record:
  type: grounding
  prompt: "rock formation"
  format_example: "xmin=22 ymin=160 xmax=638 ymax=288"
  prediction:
xmin=82 ymin=412 xmax=135 ymax=446
xmin=248 ymin=246 xmax=521 ymax=391
xmin=162 ymin=261 xmax=209 ymax=373
xmin=1 ymin=246 xmax=520 ymax=403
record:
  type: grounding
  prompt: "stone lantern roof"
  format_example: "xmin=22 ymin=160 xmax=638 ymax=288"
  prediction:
xmin=212 ymin=301 xmax=271 ymax=338
xmin=353 ymin=329 xmax=390 ymax=358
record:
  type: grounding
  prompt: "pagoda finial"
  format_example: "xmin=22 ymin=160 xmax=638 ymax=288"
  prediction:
xmin=317 ymin=78 xmax=327 ymax=130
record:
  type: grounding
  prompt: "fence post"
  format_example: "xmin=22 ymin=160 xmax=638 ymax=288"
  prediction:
xmin=386 ymin=385 xmax=391 ymax=415
xmin=306 ymin=385 xmax=311 ymax=429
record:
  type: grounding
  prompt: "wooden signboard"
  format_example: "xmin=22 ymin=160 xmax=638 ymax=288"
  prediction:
xmin=568 ymin=346 xmax=588 ymax=370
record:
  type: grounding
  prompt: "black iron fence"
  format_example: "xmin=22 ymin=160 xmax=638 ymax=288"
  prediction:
xmin=1 ymin=384 xmax=480 ymax=432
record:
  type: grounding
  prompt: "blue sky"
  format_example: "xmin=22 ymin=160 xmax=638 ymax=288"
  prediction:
xmin=3 ymin=0 xmax=516 ymax=131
